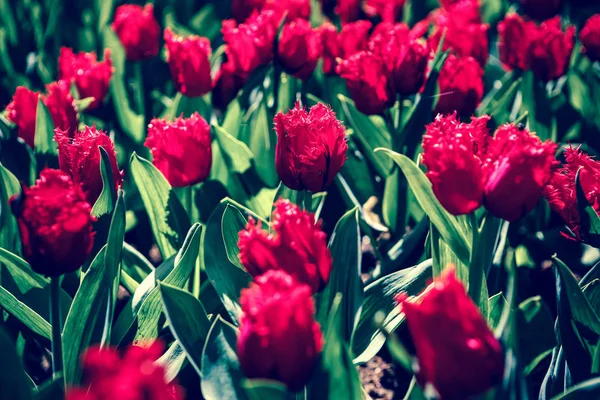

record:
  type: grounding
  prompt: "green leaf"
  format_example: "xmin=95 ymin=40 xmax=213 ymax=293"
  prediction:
xmin=122 ymin=243 xmax=153 ymax=283
xmin=0 ymin=327 xmax=33 ymax=400
xmin=33 ymin=375 xmax=64 ymax=400
xmin=91 ymin=147 xmax=118 ymax=218
xmin=167 ymin=92 xmax=211 ymax=120
xmin=156 ymin=341 xmax=187 ymax=383
xmin=213 ymin=124 xmax=254 ymax=175
xmin=247 ymin=98 xmax=278 ymax=187
xmin=318 ymin=208 xmax=363 ymax=343
xmin=551 ymin=377 xmax=600 ymax=399
xmin=33 ymin=98 xmax=56 ymax=155
xmin=518 ymin=296 xmax=556 ymax=366
xmin=377 ymin=149 xmax=471 ymax=265
xmin=575 ymin=169 xmax=600 ymax=245
xmin=243 ymin=380 xmax=287 ymax=400
xmin=0 ymin=164 xmax=20 ymax=252
xmin=160 ymin=282 xmax=211 ymax=375
xmin=95 ymin=0 xmax=115 ymax=32
xmin=201 ymin=316 xmax=248 ymax=400
xmin=0 ymin=285 xmax=51 ymax=340
xmin=202 ymin=201 xmax=253 ymax=325
xmin=129 ymin=152 xmax=191 ymax=260
xmin=0 ymin=0 xmax=17 ymax=46
xmin=352 ymin=259 xmax=432 ymax=364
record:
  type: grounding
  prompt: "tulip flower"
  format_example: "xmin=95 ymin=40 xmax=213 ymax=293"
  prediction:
xmin=264 ymin=0 xmax=311 ymax=21
xmin=335 ymin=0 xmax=361 ymax=23
xmin=434 ymin=55 xmax=484 ymax=117
xmin=398 ymin=266 xmax=505 ymax=400
xmin=56 ymin=126 xmax=123 ymax=205
xmin=11 ymin=169 xmax=96 ymax=276
xmin=274 ymin=102 xmax=348 ymax=192
xmin=392 ymin=39 xmax=430 ymax=95
xmin=112 ymin=4 xmax=160 ymax=62
xmin=364 ymin=0 xmax=405 ymax=23
xmin=581 ymin=14 xmax=600 ymax=62
xmin=6 ymin=86 xmax=39 ymax=148
xmin=320 ymin=20 xmax=373 ymax=76
xmin=43 ymin=80 xmax=78 ymax=136
xmin=231 ymin=0 xmax=266 ymax=23
xmin=277 ymin=19 xmax=322 ymax=80
xmin=66 ymin=341 xmax=183 ymax=400
xmin=145 ymin=112 xmax=212 ymax=188
xmin=238 ymin=199 xmax=332 ymax=293
xmin=164 ymin=28 xmax=212 ymax=97
xmin=58 ymin=48 xmax=113 ymax=110
xmin=237 ymin=270 xmax=323 ymax=390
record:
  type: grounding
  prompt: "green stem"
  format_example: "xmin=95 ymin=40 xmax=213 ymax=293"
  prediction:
xmin=50 ymin=276 xmax=63 ymax=382
xmin=272 ymin=63 xmax=282 ymax=113
xmin=301 ymin=190 xmax=312 ymax=212
xmin=132 ymin=61 xmax=145 ymax=117
xmin=467 ymin=212 xmax=482 ymax=306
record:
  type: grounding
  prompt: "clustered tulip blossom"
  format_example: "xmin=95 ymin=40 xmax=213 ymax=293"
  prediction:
xmin=112 ymin=4 xmax=160 ymax=62
xmin=277 ymin=19 xmax=322 ymax=81
xmin=580 ymin=14 xmax=600 ymax=62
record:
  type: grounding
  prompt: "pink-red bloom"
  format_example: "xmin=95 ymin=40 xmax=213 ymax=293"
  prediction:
xmin=66 ymin=341 xmax=183 ymax=400
xmin=581 ymin=14 xmax=600 ymax=62
xmin=422 ymin=113 xmax=557 ymax=220
xmin=238 ymin=199 xmax=332 ymax=293
xmin=237 ymin=270 xmax=323 ymax=390
xmin=264 ymin=0 xmax=311 ymax=21
xmin=112 ymin=4 xmax=160 ymax=61
xmin=56 ymin=126 xmax=122 ymax=206
xmin=145 ymin=112 xmax=212 ymax=188
xmin=231 ymin=0 xmax=266 ymax=22
xmin=274 ymin=102 xmax=347 ymax=192
xmin=498 ymin=15 xmax=575 ymax=81
xmin=43 ymin=80 xmax=78 ymax=136
xmin=393 ymin=39 xmax=430 ymax=95
xmin=11 ymin=169 xmax=95 ymax=276
xmin=6 ymin=86 xmax=39 ymax=148
xmin=364 ymin=0 xmax=405 ymax=23
xmin=277 ymin=19 xmax=322 ymax=80
xmin=398 ymin=267 xmax=505 ymax=400
xmin=335 ymin=0 xmax=361 ymax=23
xmin=545 ymin=147 xmax=600 ymax=241
xmin=164 ymin=28 xmax=212 ymax=97
xmin=58 ymin=48 xmax=113 ymax=110
xmin=520 ymin=0 xmax=561 ymax=20
xmin=434 ymin=55 xmax=484 ymax=117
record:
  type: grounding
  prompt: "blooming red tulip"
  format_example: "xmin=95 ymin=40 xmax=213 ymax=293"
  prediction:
xmin=337 ymin=51 xmax=394 ymax=115
xmin=212 ymin=61 xmax=246 ymax=110
xmin=581 ymin=14 xmax=600 ymax=62
xmin=66 ymin=341 xmax=183 ymax=400
xmin=274 ymin=102 xmax=347 ymax=192
xmin=393 ymin=39 xmax=429 ymax=95
xmin=112 ymin=4 xmax=160 ymax=61
xmin=320 ymin=20 xmax=376 ymax=76
xmin=398 ymin=266 xmax=505 ymax=400
xmin=434 ymin=55 xmax=484 ymax=117
xmin=43 ymin=80 xmax=78 ymax=136
xmin=264 ymin=0 xmax=311 ymax=21
xmin=368 ymin=22 xmax=409 ymax=70
xmin=11 ymin=169 xmax=95 ymax=276
xmin=335 ymin=0 xmax=361 ymax=23
xmin=231 ymin=0 xmax=266 ymax=22
xmin=6 ymin=86 xmax=39 ymax=148
xmin=164 ymin=28 xmax=212 ymax=97
xmin=364 ymin=0 xmax=405 ymax=23
xmin=545 ymin=147 xmax=600 ymax=241
xmin=58 ymin=47 xmax=113 ymax=110
xmin=145 ymin=112 xmax=212 ymax=188
xmin=238 ymin=199 xmax=332 ymax=293
xmin=319 ymin=23 xmax=338 ymax=75
xmin=56 ymin=126 xmax=122 ymax=205
xmin=520 ymin=0 xmax=561 ymax=20
xmin=498 ymin=15 xmax=574 ymax=81
xmin=237 ymin=270 xmax=323 ymax=390
xmin=277 ymin=19 xmax=322 ymax=80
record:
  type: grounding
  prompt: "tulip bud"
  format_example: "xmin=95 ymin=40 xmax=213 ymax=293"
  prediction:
xmin=56 ymin=126 xmax=123 ymax=205
xmin=43 ymin=80 xmax=78 ymax=136
xmin=6 ymin=86 xmax=39 ymax=148
xmin=111 ymin=4 xmax=160 ymax=62
xmin=58 ymin=47 xmax=113 ymax=110
xmin=337 ymin=51 xmax=395 ymax=115
xmin=319 ymin=23 xmax=339 ymax=75
xmin=11 ymin=169 xmax=96 ymax=276
xmin=364 ymin=0 xmax=405 ymax=23
xmin=422 ymin=113 xmax=490 ymax=215
xmin=277 ymin=19 xmax=322 ymax=81
xmin=545 ymin=147 xmax=600 ymax=241
xmin=398 ymin=266 xmax=505 ymax=399
xmin=145 ymin=112 xmax=212 ymax=188
xmin=274 ymin=102 xmax=347 ymax=192
xmin=66 ymin=341 xmax=183 ymax=400
xmin=581 ymin=14 xmax=600 ymax=63
xmin=393 ymin=39 xmax=429 ymax=95
xmin=237 ymin=270 xmax=323 ymax=390
xmin=520 ymin=0 xmax=561 ymax=20
xmin=164 ymin=28 xmax=212 ymax=98
xmin=498 ymin=14 xmax=534 ymax=72
xmin=434 ymin=55 xmax=484 ymax=117
xmin=335 ymin=0 xmax=361 ymax=23
xmin=238 ymin=199 xmax=332 ymax=293
xmin=212 ymin=61 xmax=246 ymax=110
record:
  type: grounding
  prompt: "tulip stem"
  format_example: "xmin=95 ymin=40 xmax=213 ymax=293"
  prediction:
xmin=272 ymin=63 xmax=282 ymax=113
xmin=132 ymin=61 xmax=145 ymax=116
xmin=301 ymin=190 xmax=312 ymax=212
xmin=467 ymin=212 xmax=483 ymax=307
xmin=50 ymin=276 xmax=64 ymax=383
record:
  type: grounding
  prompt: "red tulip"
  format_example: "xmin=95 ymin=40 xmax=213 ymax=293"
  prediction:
xmin=498 ymin=13 xmax=534 ymax=71
xmin=238 ymin=199 xmax=332 ymax=293
xmin=368 ymin=22 xmax=409 ymax=70
xmin=398 ymin=266 xmax=505 ymax=400
xmin=364 ymin=0 xmax=405 ymax=23
xmin=337 ymin=51 xmax=395 ymax=115
xmin=319 ymin=23 xmax=339 ymax=75
xmin=145 ymin=112 xmax=212 ymax=188
xmin=112 ymin=4 xmax=160 ymax=61
xmin=274 ymin=102 xmax=347 ymax=192
xmin=58 ymin=47 xmax=113 ymax=110
xmin=43 ymin=80 xmax=78 ymax=136
xmin=520 ymin=0 xmax=561 ymax=20
xmin=439 ymin=0 xmax=481 ymax=22
xmin=237 ymin=270 xmax=323 ymax=390
xmin=277 ymin=19 xmax=322 ymax=80
xmin=6 ymin=86 xmax=39 ymax=148
xmin=340 ymin=20 xmax=374 ymax=60
xmin=335 ymin=0 xmax=361 ymax=23
xmin=264 ymin=0 xmax=311 ymax=21
xmin=231 ymin=0 xmax=266 ymax=23
xmin=393 ymin=39 xmax=430 ymax=95
xmin=164 ymin=28 xmax=212 ymax=97
xmin=212 ymin=61 xmax=246 ymax=110
xmin=66 ymin=341 xmax=183 ymax=400
xmin=434 ymin=55 xmax=484 ymax=117
xmin=580 ymin=14 xmax=600 ymax=63
xmin=56 ymin=126 xmax=122 ymax=206
xmin=545 ymin=147 xmax=600 ymax=241
xmin=11 ymin=169 xmax=95 ymax=276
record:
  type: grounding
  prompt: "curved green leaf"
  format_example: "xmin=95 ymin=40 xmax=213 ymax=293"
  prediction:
xmin=0 ymin=285 xmax=51 ymax=340
xmin=0 ymin=327 xmax=33 ymax=400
